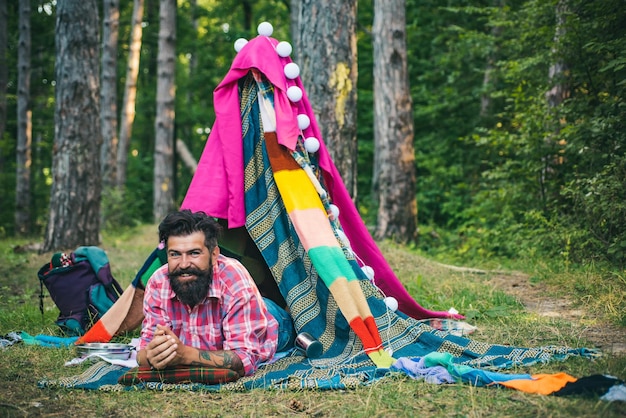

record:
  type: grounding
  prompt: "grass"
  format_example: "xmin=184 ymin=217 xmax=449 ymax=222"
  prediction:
xmin=1 ymin=224 xmax=625 ymax=417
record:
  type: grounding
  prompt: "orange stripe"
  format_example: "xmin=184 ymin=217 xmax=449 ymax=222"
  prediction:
xmin=349 ymin=317 xmax=378 ymax=352
xmin=265 ymin=131 xmax=300 ymax=171
xmin=364 ymin=316 xmax=383 ymax=348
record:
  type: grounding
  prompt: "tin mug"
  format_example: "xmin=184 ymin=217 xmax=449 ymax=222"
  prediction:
xmin=295 ymin=332 xmax=323 ymax=358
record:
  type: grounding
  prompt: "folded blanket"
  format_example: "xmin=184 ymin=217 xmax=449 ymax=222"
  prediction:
xmin=118 ymin=366 xmax=240 ymax=385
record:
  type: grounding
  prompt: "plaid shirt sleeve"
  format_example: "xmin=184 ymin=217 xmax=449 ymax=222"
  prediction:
xmin=218 ymin=256 xmax=278 ymax=375
xmin=138 ymin=265 xmax=172 ymax=351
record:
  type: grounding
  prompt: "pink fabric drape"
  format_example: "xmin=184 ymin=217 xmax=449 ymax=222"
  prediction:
xmin=181 ymin=35 xmax=460 ymax=320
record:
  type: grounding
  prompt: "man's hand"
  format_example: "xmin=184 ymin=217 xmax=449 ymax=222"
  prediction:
xmin=144 ymin=324 xmax=188 ymax=369
xmin=141 ymin=324 xmax=244 ymax=376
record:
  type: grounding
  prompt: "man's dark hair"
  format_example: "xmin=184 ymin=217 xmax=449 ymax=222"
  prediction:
xmin=158 ymin=210 xmax=222 ymax=250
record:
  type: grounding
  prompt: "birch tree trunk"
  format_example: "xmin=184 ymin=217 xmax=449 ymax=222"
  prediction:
xmin=546 ymin=0 xmax=570 ymax=110
xmin=295 ymin=0 xmax=358 ymax=199
xmin=100 ymin=0 xmax=120 ymax=189
xmin=15 ymin=0 xmax=32 ymax=235
xmin=372 ymin=0 xmax=417 ymax=243
xmin=153 ymin=0 xmax=176 ymax=221
xmin=43 ymin=0 xmax=102 ymax=251
xmin=117 ymin=0 xmax=144 ymax=190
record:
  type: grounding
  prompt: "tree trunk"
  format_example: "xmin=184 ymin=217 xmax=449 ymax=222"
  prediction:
xmin=289 ymin=0 xmax=300 ymax=50
xmin=372 ymin=0 xmax=417 ymax=244
xmin=176 ymin=138 xmax=197 ymax=174
xmin=15 ymin=0 xmax=32 ymax=235
xmin=100 ymin=0 xmax=120 ymax=189
xmin=117 ymin=0 xmax=144 ymax=190
xmin=295 ymin=0 xmax=358 ymax=200
xmin=241 ymin=0 xmax=253 ymax=32
xmin=185 ymin=0 xmax=197 ymax=107
xmin=153 ymin=0 xmax=176 ymax=222
xmin=43 ymin=0 xmax=102 ymax=252
xmin=0 ymin=0 xmax=7 ymax=154
xmin=480 ymin=0 xmax=504 ymax=119
xmin=546 ymin=0 xmax=570 ymax=110
xmin=541 ymin=0 xmax=570 ymax=206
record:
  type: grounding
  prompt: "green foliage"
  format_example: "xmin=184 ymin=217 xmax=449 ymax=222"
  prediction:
xmin=405 ymin=0 xmax=626 ymax=269
xmin=101 ymin=187 xmax=144 ymax=230
xmin=561 ymin=156 xmax=626 ymax=266
xmin=3 ymin=0 xmax=625 ymax=273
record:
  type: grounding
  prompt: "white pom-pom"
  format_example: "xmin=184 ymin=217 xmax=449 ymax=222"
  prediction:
xmin=329 ymin=204 xmax=340 ymax=220
xmin=287 ymin=86 xmax=303 ymax=102
xmin=386 ymin=347 xmax=394 ymax=356
xmin=257 ymin=22 xmax=273 ymax=37
xmin=276 ymin=41 xmax=293 ymax=57
xmin=384 ymin=296 xmax=399 ymax=312
xmin=361 ymin=265 xmax=375 ymax=281
xmin=304 ymin=136 xmax=320 ymax=153
xmin=234 ymin=38 xmax=248 ymax=52
xmin=336 ymin=229 xmax=351 ymax=248
xmin=284 ymin=62 xmax=300 ymax=79
xmin=297 ymin=114 xmax=311 ymax=130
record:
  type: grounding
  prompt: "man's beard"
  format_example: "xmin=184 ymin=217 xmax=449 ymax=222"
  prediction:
xmin=169 ymin=265 xmax=213 ymax=307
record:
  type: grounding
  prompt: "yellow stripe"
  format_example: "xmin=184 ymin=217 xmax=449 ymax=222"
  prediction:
xmin=274 ymin=169 xmax=325 ymax=212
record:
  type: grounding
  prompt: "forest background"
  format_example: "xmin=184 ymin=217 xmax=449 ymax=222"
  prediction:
xmin=1 ymin=0 xmax=625 ymax=271
xmin=0 ymin=1 xmax=625 ymax=415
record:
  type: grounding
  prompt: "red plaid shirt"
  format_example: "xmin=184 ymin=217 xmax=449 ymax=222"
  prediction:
xmin=140 ymin=254 xmax=278 ymax=375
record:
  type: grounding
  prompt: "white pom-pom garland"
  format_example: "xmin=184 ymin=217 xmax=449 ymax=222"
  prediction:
xmin=234 ymin=38 xmax=248 ymax=52
xmin=284 ymin=62 xmax=300 ymax=79
xmin=304 ymin=136 xmax=320 ymax=153
xmin=275 ymin=41 xmax=293 ymax=57
xmin=361 ymin=265 xmax=375 ymax=281
xmin=384 ymin=296 xmax=399 ymax=312
xmin=336 ymin=229 xmax=351 ymax=248
xmin=328 ymin=204 xmax=340 ymax=220
xmin=297 ymin=114 xmax=311 ymax=130
xmin=257 ymin=21 xmax=273 ymax=37
xmin=287 ymin=86 xmax=303 ymax=102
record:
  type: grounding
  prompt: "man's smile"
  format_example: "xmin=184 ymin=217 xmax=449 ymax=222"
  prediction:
xmin=178 ymin=273 xmax=196 ymax=281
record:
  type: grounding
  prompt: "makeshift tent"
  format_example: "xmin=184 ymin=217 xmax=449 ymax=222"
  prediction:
xmin=78 ymin=24 xmax=596 ymax=385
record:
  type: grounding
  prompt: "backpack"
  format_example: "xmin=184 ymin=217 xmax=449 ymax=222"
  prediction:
xmin=38 ymin=246 xmax=123 ymax=336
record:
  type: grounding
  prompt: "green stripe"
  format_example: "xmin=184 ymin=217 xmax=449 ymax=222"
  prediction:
xmin=308 ymin=246 xmax=358 ymax=284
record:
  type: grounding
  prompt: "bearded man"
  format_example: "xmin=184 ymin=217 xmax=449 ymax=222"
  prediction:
xmin=137 ymin=210 xmax=282 ymax=377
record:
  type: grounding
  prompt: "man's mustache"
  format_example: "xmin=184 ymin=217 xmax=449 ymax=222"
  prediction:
xmin=169 ymin=268 xmax=206 ymax=278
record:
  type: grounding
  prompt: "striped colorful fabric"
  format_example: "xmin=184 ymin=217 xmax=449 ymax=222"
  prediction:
xmin=235 ymin=73 xmax=596 ymax=376
xmin=264 ymin=129 xmax=392 ymax=367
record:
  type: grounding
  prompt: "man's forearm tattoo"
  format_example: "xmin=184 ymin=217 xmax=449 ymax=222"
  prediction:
xmin=193 ymin=350 xmax=245 ymax=376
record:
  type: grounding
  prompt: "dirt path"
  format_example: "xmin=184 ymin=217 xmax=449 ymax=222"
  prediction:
xmin=488 ymin=272 xmax=626 ymax=355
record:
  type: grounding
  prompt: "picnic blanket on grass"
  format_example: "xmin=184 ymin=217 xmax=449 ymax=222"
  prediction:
xmin=39 ymin=30 xmax=607 ymax=397
xmin=38 ymin=322 xmax=598 ymax=393
xmin=39 ymin=347 xmax=606 ymax=395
